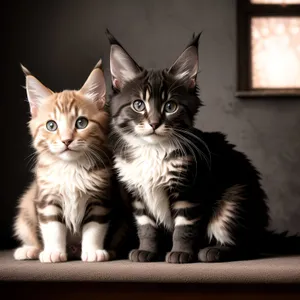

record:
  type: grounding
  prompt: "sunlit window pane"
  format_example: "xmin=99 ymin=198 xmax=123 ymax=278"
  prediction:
xmin=251 ymin=17 xmax=300 ymax=88
xmin=251 ymin=0 xmax=300 ymax=4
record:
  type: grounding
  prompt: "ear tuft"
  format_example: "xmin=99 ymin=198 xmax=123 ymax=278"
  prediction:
xmin=105 ymin=28 xmax=121 ymax=47
xmin=20 ymin=64 xmax=31 ymax=76
xmin=106 ymin=29 xmax=141 ymax=90
xmin=94 ymin=58 xmax=103 ymax=70
xmin=190 ymin=32 xmax=202 ymax=48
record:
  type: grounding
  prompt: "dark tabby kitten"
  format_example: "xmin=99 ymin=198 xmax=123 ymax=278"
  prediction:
xmin=106 ymin=29 xmax=300 ymax=263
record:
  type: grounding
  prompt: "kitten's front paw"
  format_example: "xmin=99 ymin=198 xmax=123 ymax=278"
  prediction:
xmin=81 ymin=249 xmax=110 ymax=262
xmin=39 ymin=250 xmax=67 ymax=263
xmin=198 ymin=247 xmax=222 ymax=262
xmin=198 ymin=246 xmax=239 ymax=262
xmin=14 ymin=246 xmax=41 ymax=260
xmin=129 ymin=249 xmax=158 ymax=262
xmin=166 ymin=251 xmax=196 ymax=264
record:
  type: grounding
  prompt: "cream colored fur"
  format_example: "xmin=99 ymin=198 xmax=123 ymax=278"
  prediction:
xmin=14 ymin=61 xmax=112 ymax=263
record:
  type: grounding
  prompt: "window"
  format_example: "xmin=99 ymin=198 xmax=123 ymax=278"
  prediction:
xmin=236 ymin=0 xmax=300 ymax=98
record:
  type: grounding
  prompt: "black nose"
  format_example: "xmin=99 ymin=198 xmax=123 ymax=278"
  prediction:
xmin=149 ymin=123 xmax=159 ymax=130
xmin=62 ymin=139 xmax=73 ymax=146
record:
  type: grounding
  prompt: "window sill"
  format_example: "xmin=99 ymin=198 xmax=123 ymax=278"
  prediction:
xmin=236 ymin=90 xmax=300 ymax=99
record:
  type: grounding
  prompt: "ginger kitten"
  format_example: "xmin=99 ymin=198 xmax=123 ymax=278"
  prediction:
xmin=13 ymin=61 xmax=115 ymax=263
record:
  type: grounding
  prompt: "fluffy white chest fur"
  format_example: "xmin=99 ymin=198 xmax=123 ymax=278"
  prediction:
xmin=115 ymin=142 xmax=177 ymax=230
xmin=37 ymin=160 xmax=96 ymax=233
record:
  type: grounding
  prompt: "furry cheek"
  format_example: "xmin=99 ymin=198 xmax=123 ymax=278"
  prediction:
xmin=134 ymin=120 xmax=152 ymax=136
xmin=77 ymin=124 xmax=105 ymax=147
xmin=35 ymin=129 xmax=65 ymax=155
xmin=33 ymin=137 xmax=48 ymax=153
xmin=155 ymin=124 xmax=169 ymax=136
xmin=48 ymin=141 xmax=66 ymax=154
xmin=33 ymin=129 xmax=52 ymax=154
xmin=115 ymin=118 xmax=134 ymax=134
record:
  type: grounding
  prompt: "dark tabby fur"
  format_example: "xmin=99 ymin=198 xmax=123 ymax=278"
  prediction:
xmin=106 ymin=29 xmax=300 ymax=263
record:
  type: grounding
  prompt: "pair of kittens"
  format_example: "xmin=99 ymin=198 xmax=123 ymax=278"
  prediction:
xmin=13 ymin=30 xmax=300 ymax=264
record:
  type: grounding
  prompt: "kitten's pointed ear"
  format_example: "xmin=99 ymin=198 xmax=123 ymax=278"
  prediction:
xmin=21 ymin=64 xmax=53 ymax=118
xmin=79 ymin=59 xmax=106 ymax=109
xmin=106 ymin=29 xmax=141 ymax=90
xmin=168 ymin=32 xmax=202 ymax=88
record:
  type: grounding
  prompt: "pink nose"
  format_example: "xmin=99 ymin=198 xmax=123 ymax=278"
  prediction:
xmin=149 ymin=123 xmax=159 ymax=130
xmin=62 ymin=139 xmax=73 ymax=146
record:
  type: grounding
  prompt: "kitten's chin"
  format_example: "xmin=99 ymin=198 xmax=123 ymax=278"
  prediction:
xmin=58 ymin=150 xmax=82 ymax=162
xmin=140 ymin=134 xmax=168 ymax=144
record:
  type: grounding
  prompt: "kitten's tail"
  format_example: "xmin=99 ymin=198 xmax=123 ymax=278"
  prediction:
xmin=261 ymin=230 xmax=300 ymax=255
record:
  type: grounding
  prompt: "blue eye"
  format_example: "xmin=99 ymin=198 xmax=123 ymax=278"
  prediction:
xmin=164 ymin=101 xmax=177 ymax=113
xmin=46 ymin=120 xmax=57 ymax=131
xmin=75 ymin=117 xmax=88 ymax=129
xmin=132 ymin=100 xmax=145 ymax=112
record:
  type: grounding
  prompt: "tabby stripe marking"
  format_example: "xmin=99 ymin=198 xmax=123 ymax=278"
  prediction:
xmin=33 ymin=124 xmax=44 ymax=139
xmin=74 ymin=105 xmax=79 ymax=116
xmin=112 ymin=103 xmax=131 ymax=118
xmin=172 ymin=201 xmax=197 ymax=210
xmin=39 ymin=213 xmax=63 ymax=224
xmin=36 ymin=199 xmax=61 ymax=210
xmin=56 ymin=101 xmax=64 ymax=113
xmin=90 ymin=119 xmax=107 ymax=133
xmin=67 ymin=98 xmax=75 ymax=111
xmin=82 ymin=214 xmax=110 ymax=225
xmin=85 ymin=205 xmax=110 ymax=218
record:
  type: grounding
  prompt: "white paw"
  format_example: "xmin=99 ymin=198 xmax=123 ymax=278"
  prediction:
xmin=39 ymin=250 xmax=67 ymax=263
xmin=81 ymin=249 xmax=110 ymax=262
xmin=14 ymin=246 xmax=41 ymax=260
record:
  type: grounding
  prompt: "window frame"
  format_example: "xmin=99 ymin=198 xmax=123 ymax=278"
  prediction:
xmin=236 ymin=0 xmax=300 ymax=98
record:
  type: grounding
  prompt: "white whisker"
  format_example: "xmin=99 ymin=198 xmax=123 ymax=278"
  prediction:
xmin=174 ymin=129 xmax=211 ymax=171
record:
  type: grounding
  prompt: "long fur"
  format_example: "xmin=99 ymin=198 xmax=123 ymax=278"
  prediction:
xmin=13 ymin=64 xmax=132 ymax=262
xmin=106 ymin=30 xmax=300 ymax=263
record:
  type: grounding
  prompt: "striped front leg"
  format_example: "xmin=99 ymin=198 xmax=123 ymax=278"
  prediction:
xmin=37 ymin=200 xmax=67 ymax=263
xmin=129 ymin=199 xmax=159 ymax=262
xmin=166 ymin=201 xmax=201 ymax=264
xmin=81 ymin=200 xmax=111 ymax=262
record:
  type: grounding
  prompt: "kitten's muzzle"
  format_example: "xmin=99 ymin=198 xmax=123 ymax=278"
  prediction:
xmin=61 ymin=139 xmax=75 ymax=152
xmin=149 ymin=122 xmax=160 ymax=130
xmin=62 ymin=139 xmax=73 ymax=147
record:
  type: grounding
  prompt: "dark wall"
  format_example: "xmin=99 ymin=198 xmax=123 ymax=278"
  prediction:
xmin=2 ymin=0 xmax=300 ymax=249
